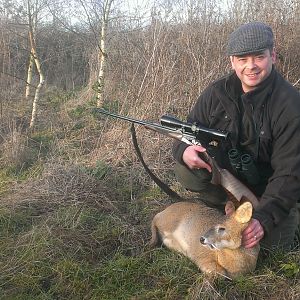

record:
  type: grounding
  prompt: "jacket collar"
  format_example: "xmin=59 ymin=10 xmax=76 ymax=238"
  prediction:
xmin=225 ymin=66 xmax=276 ymax=106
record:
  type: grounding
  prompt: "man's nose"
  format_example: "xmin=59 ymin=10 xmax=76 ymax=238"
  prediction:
xmin=246 ymin=58 xmax=257 ymax=69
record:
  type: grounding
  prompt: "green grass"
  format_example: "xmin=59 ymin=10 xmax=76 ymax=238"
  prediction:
xmin=45 ymin=88 xmax=78 ymax=111
xmin=0 ymin=190 xmax=299 ymax=300
xmin=0 ymin=161 xmax=43 ymax=197
xmin=0 ymin=154 xmax=299 ymax=300
xmin=0 ymin=169 xmax=13 ymax=196
xmin=0 ymin=200 xmax=199 ymax=299
xmin=91 ymin=251 xmax=198 ymax=300
xmin=81 ymin=160 xmax=111 ymax=180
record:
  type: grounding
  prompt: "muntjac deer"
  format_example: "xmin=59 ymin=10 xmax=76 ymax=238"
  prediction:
xmin=150 ymin=200 xmax=259 ymax=278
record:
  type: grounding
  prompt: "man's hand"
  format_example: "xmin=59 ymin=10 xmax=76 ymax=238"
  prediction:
xmin=182 ymin=145 xmax=212 ymax=172
xmin=242 ymin=218 xmax=264 ymax=248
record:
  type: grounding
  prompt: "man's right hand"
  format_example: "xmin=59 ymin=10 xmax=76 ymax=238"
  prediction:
xmin=182 ymin=145 xmax=212 ymax=172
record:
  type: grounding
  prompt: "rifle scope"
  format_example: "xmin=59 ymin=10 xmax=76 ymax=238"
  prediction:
xmin=160 ymin=115 xmax=228 ymax=140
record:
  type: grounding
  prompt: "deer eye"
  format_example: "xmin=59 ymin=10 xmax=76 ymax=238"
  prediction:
xmin=218 ymin=227 xmax=226 ymax=233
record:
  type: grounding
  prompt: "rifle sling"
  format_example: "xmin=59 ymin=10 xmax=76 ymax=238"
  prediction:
xmin=130 ymin=124 xmax=182 ymax=200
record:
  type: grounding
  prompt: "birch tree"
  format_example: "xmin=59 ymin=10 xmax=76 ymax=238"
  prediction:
xmin=96 ymin=0 xmax=113 ymax=107
xmin=26 ymin=0 xmax=45 ymax=128
xmin=77 ymin=0 xmax=115 ymax=107
xmin=25 ymin=51 xmax=34 ymax=99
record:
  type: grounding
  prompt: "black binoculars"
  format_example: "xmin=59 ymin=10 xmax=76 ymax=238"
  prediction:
xmin=228 ymin=148 xmax=260 ymax=185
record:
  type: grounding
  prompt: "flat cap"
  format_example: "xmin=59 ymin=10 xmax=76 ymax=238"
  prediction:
xmin=227 ymin=22 xmax=274 ymax=56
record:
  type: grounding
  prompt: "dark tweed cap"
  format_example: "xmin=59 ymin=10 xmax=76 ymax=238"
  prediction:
xmin=227 ymin=22 xmax=274 ymax=56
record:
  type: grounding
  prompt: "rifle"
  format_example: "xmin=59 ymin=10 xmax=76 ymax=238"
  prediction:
xmin=95 ymin=108 xmax=259 ymax=207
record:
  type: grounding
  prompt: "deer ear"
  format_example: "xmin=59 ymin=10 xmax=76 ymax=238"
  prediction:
xmin=225 ymin=201 xmax=236 ymax=216
xmin=234 ymin=202 xmax=253 ymax=223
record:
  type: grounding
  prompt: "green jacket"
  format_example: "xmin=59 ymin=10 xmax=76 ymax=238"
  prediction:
xmin=173 ymin=67 xmax=300 ymax=236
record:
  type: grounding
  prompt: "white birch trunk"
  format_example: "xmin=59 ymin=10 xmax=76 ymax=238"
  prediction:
xmin=27 ymin=0 xmax=45 ymax=129
xmin=96 ymin=0 xmax=113 ymax=107
xmin=25 ymin=53 xmax=34 ymax=99
xmin=29 ymin=50 xmax=45 ymax=128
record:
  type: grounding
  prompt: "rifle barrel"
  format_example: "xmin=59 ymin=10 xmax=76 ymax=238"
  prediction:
xmin=95 ymin=108 xmax=152 ymax=126
xmin=95 ymin=108 xmax=180 ymax=135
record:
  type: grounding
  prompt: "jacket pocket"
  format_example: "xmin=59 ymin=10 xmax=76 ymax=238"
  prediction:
xmin=258 ymin=129 xmax=272 ymax=162
xmin=209 ymin=111 xmax=231 ymax=131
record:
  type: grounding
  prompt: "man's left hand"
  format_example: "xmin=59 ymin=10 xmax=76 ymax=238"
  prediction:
xmin=242 ymin=218 xmax=264 ymax=248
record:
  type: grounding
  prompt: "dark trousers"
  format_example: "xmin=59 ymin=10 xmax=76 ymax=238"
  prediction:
xmin=175 ymin=162 xmax=299 ymax=251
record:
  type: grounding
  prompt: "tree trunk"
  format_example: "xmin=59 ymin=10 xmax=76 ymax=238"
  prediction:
xmin=29 ymin=52 xmax=45 ymax=128
xmin=96 ymin=0 xmax=113 ymax=107
xmin=27 ymin=0 xmax=45 ymax=129
xmin=25 ymin=53 xmax=34 ymax=99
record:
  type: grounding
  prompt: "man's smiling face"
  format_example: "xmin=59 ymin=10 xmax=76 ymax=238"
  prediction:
xmin=230 ymin=49 xmax=276 ymax=93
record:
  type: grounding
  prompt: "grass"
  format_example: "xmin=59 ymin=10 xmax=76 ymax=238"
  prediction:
xmin=0 ymin=92 xmax=299 ymax=299
xmin=0 ymin=171 xmax=299 ymax=300
xmin=0 ymin=186 xmax=198 ymax=299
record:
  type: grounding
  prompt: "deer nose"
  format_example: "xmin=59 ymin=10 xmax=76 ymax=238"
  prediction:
xmin=200 ymin=236 xmax=206 ymax=244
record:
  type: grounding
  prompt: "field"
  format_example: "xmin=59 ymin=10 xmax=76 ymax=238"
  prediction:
xmin=0 ymin=93 xmax=299 ymax=300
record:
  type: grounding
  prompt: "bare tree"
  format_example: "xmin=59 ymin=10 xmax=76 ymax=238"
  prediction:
xmin=26 ymin=0 xmax=45 ymax=128
xmin=96 ymin=0 xmax=113 ymax=107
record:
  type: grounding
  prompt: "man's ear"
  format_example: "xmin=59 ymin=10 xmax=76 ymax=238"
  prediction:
xmin=271 ymin=47 xmax=276 ymax=64
xmin=230 ymin=56 xmax=235 ymax=69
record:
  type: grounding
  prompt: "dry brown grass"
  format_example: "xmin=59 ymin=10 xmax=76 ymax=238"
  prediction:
xmin=4 ymin=159 xmax=155 ymax=252
xmin=8 ymin=160 xmax=126 ymax=211
xmin=0 ymin=126 xmax=32 ymax=170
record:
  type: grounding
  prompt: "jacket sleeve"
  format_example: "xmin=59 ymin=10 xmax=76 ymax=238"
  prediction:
xmin=253 ymin=116 xmax=300 ymax=235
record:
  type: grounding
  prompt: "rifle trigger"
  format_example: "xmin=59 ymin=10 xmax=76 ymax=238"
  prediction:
xmin=192 ymin=140 xmax=202 ymax=146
